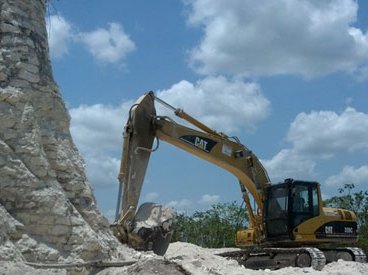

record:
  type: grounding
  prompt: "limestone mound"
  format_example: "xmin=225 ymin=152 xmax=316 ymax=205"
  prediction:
xmin=0 ymin=0 xmax=129 ymax=267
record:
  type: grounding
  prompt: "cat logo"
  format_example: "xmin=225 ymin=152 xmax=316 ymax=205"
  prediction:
xmin=179 ymin=135 xmax=217 ymax=153
xmin=194 ymin=137 xmax=208 ymax=151
xmin=325 ymin=226 xmax=333 ymax=234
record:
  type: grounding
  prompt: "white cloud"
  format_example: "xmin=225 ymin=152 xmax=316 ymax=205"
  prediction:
xmin=262 ymin=149 xmax=316 ymax=182
xmin=83 ymin=154 xmax=120 ymax=187
xmin=157 ymin=76 xmax=270 ymax=133
xmin=263 ymin=107 xmax=368 ymax=182
xmin=47 ymin=15 xmax=135 ymax=64
xmin=69 ymin=101 xmax=132 ymax=154
xmin=198 ymin=194 xmax=220 ymax=205
xmin=46 ymin=15 xmax=73 ymax=58
xmin=287 ymin=107 xmax=368 ymax=158
xmin=186 ymin=0 xmax=368 ymax=78
xmin=69 ymin=101 xmax=133 ymax=186
xmin=326 ymin=165 xmax=368 ymax=187
xmin=79 ymin=23 xmax=136 ymax=64
xmin=166 ymin=199 xmax=193 ymax=212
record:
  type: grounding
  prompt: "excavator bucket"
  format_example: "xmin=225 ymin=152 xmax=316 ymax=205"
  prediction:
xmin=132 ymin=202 xmax=175 ymax=255
xmin=113 ymin=91 xmax=175 ymax=255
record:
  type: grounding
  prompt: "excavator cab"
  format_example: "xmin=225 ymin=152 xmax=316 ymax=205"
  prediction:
xmin=265 ymin=179 xmax=321 ymax=242
xmin=264 ymin=178 xmax=359 ymax=248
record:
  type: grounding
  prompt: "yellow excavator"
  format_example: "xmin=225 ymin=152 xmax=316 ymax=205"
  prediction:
xmin=111 ymin=91 xmax=366 ymax=270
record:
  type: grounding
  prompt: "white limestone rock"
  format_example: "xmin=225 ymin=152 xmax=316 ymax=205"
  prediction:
xmin=0 ymin=0 xmax=128 ymax=269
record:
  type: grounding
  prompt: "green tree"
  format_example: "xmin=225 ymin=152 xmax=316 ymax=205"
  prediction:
xmin=172 ymin=201 xmax=248 ymax=248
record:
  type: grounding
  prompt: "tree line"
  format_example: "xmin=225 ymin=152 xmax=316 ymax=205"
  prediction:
xmin=171 ymin=201 xmax=247 ymax=248
xmin=171 ymin=184 xmax=368 ymax=254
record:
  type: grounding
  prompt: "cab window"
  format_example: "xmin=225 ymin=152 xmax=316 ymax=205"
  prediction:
xmin=292 ymin=185 xmax=309 ymax=213
xmin=312 ymin=185 xmax=319 ymax=216
xmin=291 ymin=183 xmax=320 ymax=228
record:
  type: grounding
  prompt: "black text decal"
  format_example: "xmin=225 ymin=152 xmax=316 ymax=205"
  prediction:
xmin=179 ymin=135 xmax=217 ymax=153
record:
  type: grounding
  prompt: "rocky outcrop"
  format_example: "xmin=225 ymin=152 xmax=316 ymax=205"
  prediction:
xmin=0 ymin=0 xmax=124 ymax=265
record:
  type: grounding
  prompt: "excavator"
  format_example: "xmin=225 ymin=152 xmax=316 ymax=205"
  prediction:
xmin=110 ymin=91 xmax=366 ymax=270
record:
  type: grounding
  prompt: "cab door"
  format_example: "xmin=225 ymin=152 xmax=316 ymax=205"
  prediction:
xmin=265 ymin=184 xmax=291 ymax=240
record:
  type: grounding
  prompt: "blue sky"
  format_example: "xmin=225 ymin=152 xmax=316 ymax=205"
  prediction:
xmin=46 ymin=0 xmax=368 ymax=220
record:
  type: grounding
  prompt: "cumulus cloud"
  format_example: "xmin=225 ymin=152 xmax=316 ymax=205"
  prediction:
xmin=263 ymin=107 xmax=368 ymax=181
xmin=47 ymin=15 xmax=135 ymax=64
xmin=83 ymin=154 xmax=120 ymax=187
xmin=262 ymin=149 xmax=317 ymax=182
xmin=46 ymin=15 xmax=73 ymax=58
xmin=326 ymin=165 xmax=368 ymax=187
xmin=78 ymin=23 xmax=136 ymax=64
xmin=166 ymin=199 xmax=194 ymax=212
xmin=157 ymin=76 xmax=270 ymax=133
xmin=69 ymin=101 xmax=132 ymax=186
xmin=186 ymin=0 xmax=368 ymax=78
xmin=198 ymin=194 xmax=220 ymax=205
xmin=287 ymin=107 xmax=368 ymax=158
xmin=69 ymin=101 xmax=132 ymax=154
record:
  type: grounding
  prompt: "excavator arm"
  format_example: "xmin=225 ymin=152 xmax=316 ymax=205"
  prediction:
xmin=111 ymin=92 xmax=176 ymax=255
xmin=112 ymin=91 xmax=270 ymax=254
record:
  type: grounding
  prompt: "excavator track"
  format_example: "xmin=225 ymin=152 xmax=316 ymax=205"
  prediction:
xmin=217 ymin=247 xmax=326 ymax=270
xmin=345 ymin=247 xmax=367 ymax=263
xmin=321 ymin=247 xmax=367 ymax=263
xmin=218 ymin=246 xmax=366 ymax=270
